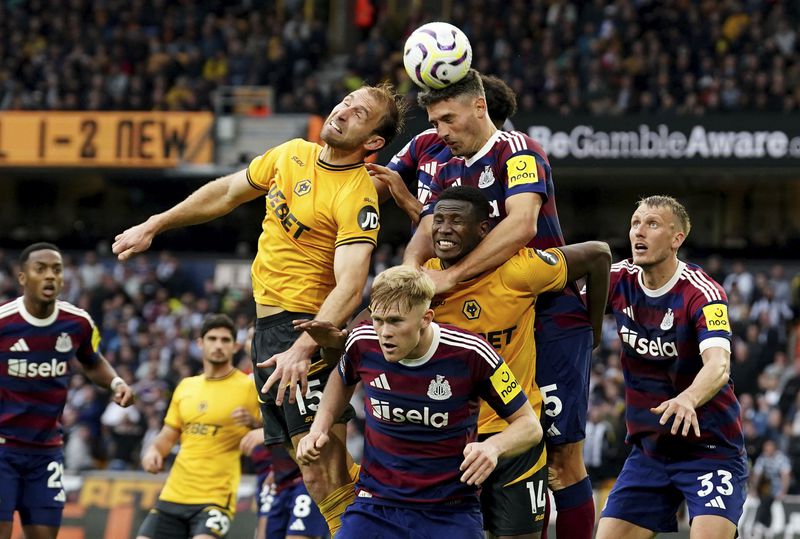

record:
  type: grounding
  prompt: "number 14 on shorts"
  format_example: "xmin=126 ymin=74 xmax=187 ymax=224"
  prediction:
xmin=526 ymin=480 xmax=546 ymax=514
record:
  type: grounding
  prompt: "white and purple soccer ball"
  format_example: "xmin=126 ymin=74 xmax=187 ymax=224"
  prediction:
xmin=403 ymin=22 xmax=473 ymax=90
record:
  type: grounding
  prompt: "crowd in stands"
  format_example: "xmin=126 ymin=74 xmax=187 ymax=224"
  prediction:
xmin=1 ymin=1 xmax=798 ymax=115
xmin=2 ymin=245 xmax=800 ymax=499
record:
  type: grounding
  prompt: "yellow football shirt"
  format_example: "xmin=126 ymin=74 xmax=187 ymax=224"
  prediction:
xmin=425 ymin=247 xmax=568 ymax=434
xmin=247 ymin=139 xmax=380 ymax=314
xmin=159 ymin=369 xmax=261 ymax=512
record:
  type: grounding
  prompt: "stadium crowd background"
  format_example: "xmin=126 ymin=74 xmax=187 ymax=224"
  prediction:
xmin=0 ymin=246 xmax=799 ymax=497
xmin=2 ymin=0 xmax=800 ymax=525
xmin=1 ymin=0 xmax=799 ymax=115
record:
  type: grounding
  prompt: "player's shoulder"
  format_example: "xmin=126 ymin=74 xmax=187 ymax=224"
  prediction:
xmin=495 ymin=130 xmax=548 ymax=159
xmin=678 ymin=261 xmax=726 ymax=304
xmin=411 ymin=128 xmax=443 ymax=150
xmin=437 ymin=323 xmax=500 ymax=367
xmin=0 ymin=297 xmax=22 ymax=322
xmin=227 ymin=368 xmax=254 ymax=385
xmin=56 ymin=300 xmax=96 ymax=327
xmin=610 ymin=258 xmax=641 ymax=284
xmin=345 ymin=321 xmax=379 ymax=349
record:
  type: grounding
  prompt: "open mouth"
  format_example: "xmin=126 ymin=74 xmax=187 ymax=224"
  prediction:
xmin=381 ymin=342 xmax=397 ymax=353
xmin=633 ymin=242 xmax=648 ymax=254
xmin=329 ymin=120 xmax=342 ymax=134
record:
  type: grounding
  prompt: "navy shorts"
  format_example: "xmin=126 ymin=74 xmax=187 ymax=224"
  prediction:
xmin=338 ymin=500 xmax=484 ymax=539
xmin=267 ymin=482 xmax=328 ymax=539
xmin=601 ymin=445 xmax=748 ymax=533
xmin=535 ymin=331 xmax=592 ymax=445
xmin=0 ymin=445 xmax=65 ymax=526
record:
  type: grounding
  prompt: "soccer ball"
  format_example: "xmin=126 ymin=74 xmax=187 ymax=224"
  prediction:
xmin=403 ymin=22 xmax=472 ymax=90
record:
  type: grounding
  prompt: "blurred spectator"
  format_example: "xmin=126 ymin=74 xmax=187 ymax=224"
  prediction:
xmin=2 ymin=2 xmax=798 ymax=115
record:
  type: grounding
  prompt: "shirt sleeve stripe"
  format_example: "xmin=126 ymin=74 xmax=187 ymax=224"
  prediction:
xmin=335 ymin=237 xmax=378 ymax=248
xmin=246 ymin=168 xmax=267 ymax=191
xmin=690 ymin=270 xmax=722 ymax=300
xmin=344 ymin=325 xmax=378 ymax=351
xmin=58 ymin=301 xmax=96 ymax=327
xmin=439 ymin=328 xmax=500 ymax=368
xmin=682 ymin=269 xmax=720 ymax=302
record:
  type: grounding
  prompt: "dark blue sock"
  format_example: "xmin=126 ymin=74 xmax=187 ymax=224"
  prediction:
xmin=553 ymin=476 xmax=593 ymax=510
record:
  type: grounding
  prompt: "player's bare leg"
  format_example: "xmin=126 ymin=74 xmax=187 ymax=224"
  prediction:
xmin=595 ymin=517 xmax=656 ymax=539
xmin=689 ymin=515 xmax=736 ymax=539
xmin=20 ymin=525 xmax=59 ymax=539
xmin=291 ymin=423 xmax=351 ymax=502
xmin=292 ymin=423 xmax=353 ymax=535
xmin=548 ymin=441 xmax=587 ymax=490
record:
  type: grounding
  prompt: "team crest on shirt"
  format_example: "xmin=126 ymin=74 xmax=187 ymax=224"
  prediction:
xmin=294 ymin=179 xmax=312 ymax=196
xmin=198 ymin=401 xmax=208 ymax=413
xmin=55 ymin=332 xmax=73 ymax=353
xmin=660 ymin=308 xmax=674 ymax=330
xmin=462 ymin=300 xmax=481 ymax=320
xmin=427 ymin=375 xmax=452 ymax=400
xmin=478 ymin=165 xmax=495 ymax=188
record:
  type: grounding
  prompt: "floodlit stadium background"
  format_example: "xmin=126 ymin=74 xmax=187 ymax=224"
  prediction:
xmin=1 ymin=1 xmax=800 ymax=537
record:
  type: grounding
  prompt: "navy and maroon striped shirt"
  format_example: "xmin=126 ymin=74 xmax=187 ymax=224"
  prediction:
xmin=609 ymin=259 xmax=744 ymax=459
xmin=0 ymin=297 xmax=101 ymax=448
xmin=339 ymin=321 xmax=528 ymax=508
xmin=388 ymin=128 xmax=449 ymax=208
xmin=421 ymin=130 xmax=590 ymax=341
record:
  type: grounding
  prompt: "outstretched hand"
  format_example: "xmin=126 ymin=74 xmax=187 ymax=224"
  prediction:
xmin=256 ymin=338 xmax=316 ymax=405
xmin=113 ymin=220 xmax=156 ymax=261
xmin=292 ymin=319 xmax=348 ymax=350
xmin=651 ymin=393 xmax=700 ymax=437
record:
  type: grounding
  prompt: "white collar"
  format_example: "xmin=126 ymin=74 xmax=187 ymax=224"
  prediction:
xmin=463 ymin=129 xmax=501 ymax=167
xmin=638 ymin=261 xmax=686 ymax=298
xmin=17 ymin=297 xmax=59 ymax=327
xmin=400 ymin=322 xmax=440 ymax=367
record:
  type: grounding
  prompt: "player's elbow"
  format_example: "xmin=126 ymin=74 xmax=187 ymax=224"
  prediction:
xmin=517 ymin=217 xmax=537 ymax=244
xmin=592 ymin=241 xmax=613 ymax=265
xmin=712 ymin=355 xmax=730 ymax=390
